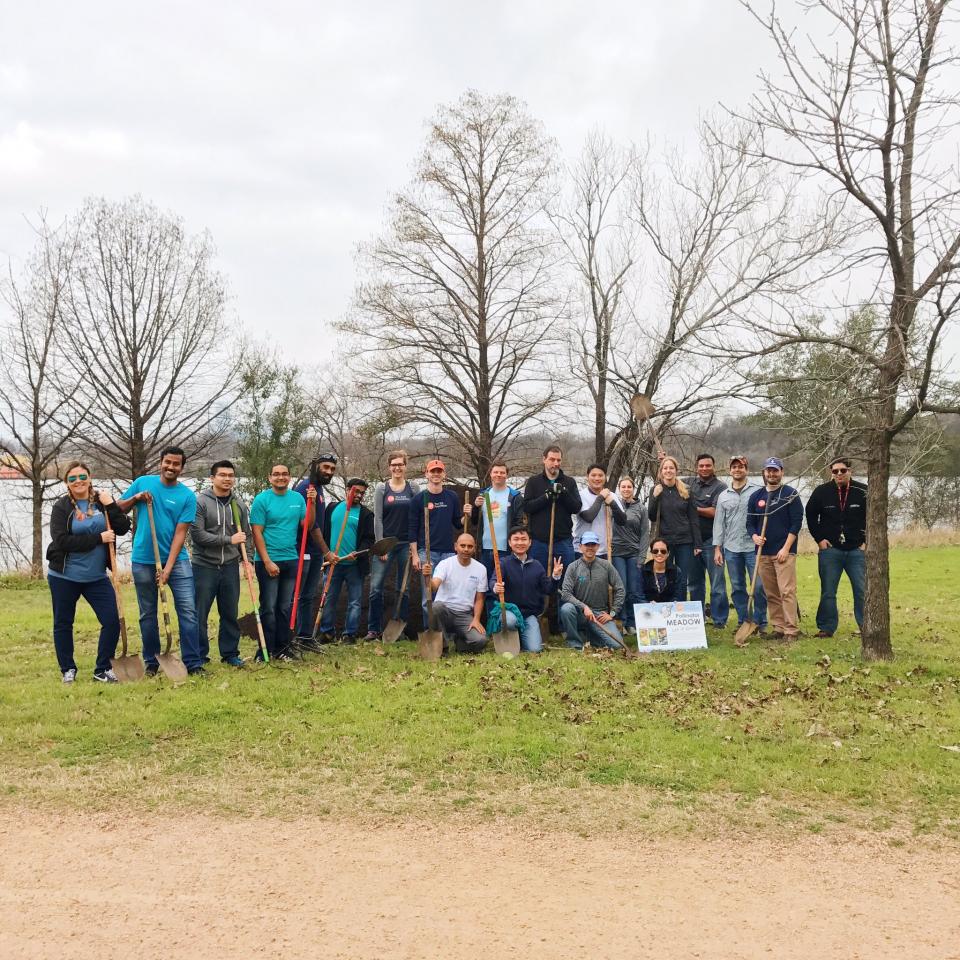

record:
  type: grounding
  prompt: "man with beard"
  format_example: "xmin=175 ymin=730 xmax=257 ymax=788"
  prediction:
xmin=683 ymin=453 xmax=728 ymax=627
xmin=805 ymin=457 xmax=867 ymax=638
xmin=291 ymin=453 xmax=338 ymax=647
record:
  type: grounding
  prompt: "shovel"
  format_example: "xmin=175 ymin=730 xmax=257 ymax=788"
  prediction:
xmin=103 ymin=500 xmax=144 ymax=682
xmin=232 ymin=500 xmax=269 ymax=662
xmin=538 ymin=493 xmax=557 ymax=642
xmin=382 ymin=554 xmax=411 ymax=644
xmin=145 ymin=500 xmax=188 ymax=681
xmin=735 ymin=504 xmax=770 ymax=647
xmin=417 ymin=504 xmax=444 ymax=661
xmin=630 ymin=393 xmax=666 ymax=460
xmin=485 ymin=492 xmax=521 ymax=656
xmin=317 ymin=536 xmax=398 ymax=569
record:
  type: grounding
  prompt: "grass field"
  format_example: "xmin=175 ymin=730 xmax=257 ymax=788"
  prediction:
xmin=1 ymin=547 xmax=958 ymax=839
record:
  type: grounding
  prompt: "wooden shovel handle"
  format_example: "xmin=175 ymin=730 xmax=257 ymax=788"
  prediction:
xmin=101 ymin=504 xmax=128 ymax=656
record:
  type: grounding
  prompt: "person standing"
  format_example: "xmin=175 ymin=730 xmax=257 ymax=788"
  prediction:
xmin=46 ymin=462 xmax=131 ymax=683
xmin=366 ymin=450 xmax=420 ymax=641
xmin=117 ymin=447 xmax=204 ymax=676
xmin=523 ymin=445 xmax=582 ymax=576
xmin=409 ymin=459 xmax=464 ymax=626
xmin=190 ymin=460 xmax=250 ymax=667
xmin=746 ymin=458 xmax=803 ymax=640
xmin=684 ymin=454 xmax=729 ymax=627
xmin=292 ymin=453 xmax=338 ymax=645
xmin=469 ymin=459 xmax=525 ymax=581
xmin=805 ymin=457 xmax=867 ymax=638
xmin=611 ymin=476 xmax=649 ymax=634
xmin=559 ymin=532 xmax=626 ymax=650
xmin=491 ymin=525 xmax=564 ymax=653
xmin=573 ymin=464 xmax=626 ymax=556
xmin=318 ymin=478 xmax=375 ymax=643
xmin=422 ymin=533 xmax=487 ymax=654
xmin=647 ymin=456 xmax=701 ymax=602
xmin=713 ymin=456 xmax=767 ymax=636
xmin=249 ymin=464 xmax=309 ymax=661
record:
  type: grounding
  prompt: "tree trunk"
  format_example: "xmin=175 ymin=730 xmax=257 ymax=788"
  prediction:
xmin=862 ymin=430 xmax=894 ymax=660
xmin=31 ymin=476 xmax=43 ymax=578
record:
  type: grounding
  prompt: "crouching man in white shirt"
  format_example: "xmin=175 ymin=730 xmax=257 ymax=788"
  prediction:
xmin=422 ymin=533 xmax=488 ymax=654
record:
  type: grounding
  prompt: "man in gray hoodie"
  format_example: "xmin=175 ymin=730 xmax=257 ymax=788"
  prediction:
xmin=191 ymin=460 xmax=252 ymax=666
xmin=559 ymin=532 xmax=625 ymax=650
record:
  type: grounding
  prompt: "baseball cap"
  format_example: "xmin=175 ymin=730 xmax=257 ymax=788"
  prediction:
xmin=729 ymin=454 xmax=748 ymax=466
xmin=580 ymin=532 xmax=601 ymax=545
xmin=426 ymin=459 xmax=445 ymax=471
xmin=763 ymin=457 xmax=784 ymax=470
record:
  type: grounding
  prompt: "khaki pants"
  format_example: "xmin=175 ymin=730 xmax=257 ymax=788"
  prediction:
xmin=757 ymin=554 xmax=798 ymax=637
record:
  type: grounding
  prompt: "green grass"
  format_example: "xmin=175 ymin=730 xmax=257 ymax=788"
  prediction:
xmin=1 ymin=548 xmax=958 ymax=837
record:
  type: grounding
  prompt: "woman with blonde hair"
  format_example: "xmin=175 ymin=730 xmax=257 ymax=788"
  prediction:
xmin=46 ymin=461 xmax=131 ymax=683
xmin=647 ymin=455 xmax=701 ymax=600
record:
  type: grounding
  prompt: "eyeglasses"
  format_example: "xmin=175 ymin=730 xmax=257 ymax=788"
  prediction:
xmin=67 ymin=474 xmax=88 ymax=483
xmin=831 ymin=467 xmax=849 ymax=475
xmin=651 ymin=548 xmax=668 ymax=555
xmin=389 ymin=462 xmax=405 ymax=468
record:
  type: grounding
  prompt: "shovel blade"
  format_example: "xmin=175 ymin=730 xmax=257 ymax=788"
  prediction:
xmin=630 ymin=393 xmax=656 ymax=420
xmin=417 ymin=629 xmax=443 ymax=661
xmin=157 ymin=652 xmax=188 ymax=682
xmin=734 ymin=620 xmax=758 ymax=646
xmin=110 ymin=653 xmax=144 ymax=683
xmin=492 ymin=629 xmax=521 ymax=657
xmin=382 ymin=618 xmax=405 ymax=644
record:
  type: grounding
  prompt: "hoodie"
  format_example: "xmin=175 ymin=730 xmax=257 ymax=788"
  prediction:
xmin=190 ymin=488 xmax=252 ymax=568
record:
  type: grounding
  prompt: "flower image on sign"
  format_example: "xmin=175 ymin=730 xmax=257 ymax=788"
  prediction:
xmin=633 ymin=601 xmax=708 ymax=652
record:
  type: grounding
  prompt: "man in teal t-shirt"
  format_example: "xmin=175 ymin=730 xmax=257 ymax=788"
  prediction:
xmin=117 ymin=447 xmax=203 ymax=675
xmin=250 ymin=464 xmax=308 ymax=661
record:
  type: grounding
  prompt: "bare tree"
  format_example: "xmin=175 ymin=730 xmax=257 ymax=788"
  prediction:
xmin=57 ymin=196 xmax=241 ymax=480
xmin=740 ymin=0 xmax=960 ymax=659
xmin=553 ymin=132 xmax=641 ymax=465
xmin=604 ymin=119 xmax=835 ymax=483
xmin=0 ymin=223 xmax=89 ymax=574
xmin=343 ymin=90 xmax=561 ymax=482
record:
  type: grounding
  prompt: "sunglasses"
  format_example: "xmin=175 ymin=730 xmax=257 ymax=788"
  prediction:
xmin=67 ymin=473 xmax=89 ymax=483
xmin=651 ymin=548 xmax=668 ymax=555
xmin=831 ymin=467 xmax=849 ymax=475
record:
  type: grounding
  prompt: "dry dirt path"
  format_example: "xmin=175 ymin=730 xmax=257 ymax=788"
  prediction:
xmin=2 ymin=808 xmax=958 ymax=959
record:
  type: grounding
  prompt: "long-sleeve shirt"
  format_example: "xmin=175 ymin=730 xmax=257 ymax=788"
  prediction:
xmin=491 ymin=552 xmax=557 ymax=618
xmin=523 ymin=470 xmax=582 ymax=542
xmin=805 ymin=480 xmax=867 ymax=550
xmin=560 ymin=556 xmax=625 ymax=614
xmin=712 ymin=482 xmax=761 ymax=554
xmin=573 ymin=488 xmax=626 ymax=553
xmin=746 ymin=484 xmax=803 ymax=555
xmin=408 ymin=488 xmax=463 ymax=554
xmin=647 ymin=485 xmax=702 ymax=549
xmin=612 ymin=498 xmax=650 ymax=557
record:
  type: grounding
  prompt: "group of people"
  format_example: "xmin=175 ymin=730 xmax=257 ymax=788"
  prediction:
xmin=45 ymin=443 xmax=867 ymax=682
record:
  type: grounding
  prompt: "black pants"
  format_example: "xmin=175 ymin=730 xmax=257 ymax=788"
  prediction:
xmin=193 ymin=562 xmax=242 ymax=661
xmin=47 ymin=575 xmax=120 ymax=674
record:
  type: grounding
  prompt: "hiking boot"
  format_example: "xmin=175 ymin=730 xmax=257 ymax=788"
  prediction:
xmin=815 ymin=630 xmax=833 ymax=638
xmin=222 ymin=656 xmax=245 ymax=668
xmin=144 ymin=664 xmax=159 ymax=677
xmin=62 ymin=668 xmax=77 ymax=684
xmin=93 ymin=669 xmax=118 ymax=683
xmin=188 ymin=666 xmax=208 ymax=677
xmin=339 ymin=634 xmax=358 ymax=645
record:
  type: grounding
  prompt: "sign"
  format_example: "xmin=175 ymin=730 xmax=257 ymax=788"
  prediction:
xmin=633 ymin=601 xmax=708 ymax=652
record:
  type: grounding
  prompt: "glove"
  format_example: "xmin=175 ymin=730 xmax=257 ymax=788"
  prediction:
xmin=546 ymin=484 xmax=561 ymax=502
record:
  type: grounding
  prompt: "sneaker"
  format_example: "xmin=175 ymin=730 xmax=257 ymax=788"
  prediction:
xmin=62 ymin=668 xmax=77 ymax=684
xmin=144 ymin=665 xmax=159 ymax=677
xmin=317 ymin=631 xmax=336 ymax=645
xmin=276 ymin=651 xmax=301 ymax=662
xmin=188 ymin=666 xmax=208 ymax=677
xmin=339 ymin=634 xmax=358 ymax=645
xmin=815 ymin=630 xmax=833 ymax=638
xmin=363 ymin=631 xmax=381 ymax=642
xmin=93 ymin=669 xmax=118 ymax=683
xmin=254 ymin=651 xmax=267 ymax=663
xmin=222 ymin=656 xmax=245 ymax=668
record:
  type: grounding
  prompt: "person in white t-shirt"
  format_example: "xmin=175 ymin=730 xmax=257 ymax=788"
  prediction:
xmin=422 ymin=533 xmax=488 ymax=654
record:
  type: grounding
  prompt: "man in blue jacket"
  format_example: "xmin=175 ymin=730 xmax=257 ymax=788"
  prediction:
xmin=746 ymin=457 xmax=804 ymax=640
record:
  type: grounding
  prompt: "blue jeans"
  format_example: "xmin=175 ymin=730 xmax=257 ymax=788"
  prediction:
xmin=255 ymin=559 xmax=298 ymax=657
xmin=132 ymin=559 xmax=202 ymax=671
xmin=612 ymin=553 xmax=644 ymax=629
xmin=816 ymin=547 xmax=865 ymax=634
xmin=418 ymin=548 xmax=454 ymax=628
xmin=669 ymin=542 xmax=696 ymax=603
xmin=688 ymin=538 xmax=730 ymax=626
xmin=503 ymin=610 xmax=544 ymax=652
xmin=193 ymin=562 xmax=241 ymax=661
xmin=319 ymin=563 xmax=364 ymax=636
xmin=368 ymin=541 xmax=411 ymax=634
xmin=293 ymin=554 xmax=327 ymax=639
xmin=530 ymin=536 xmax=575 ymax=574
xmin=559 ymin=602 xmax=623 ymax=650
xmin=48 ymin=575 xmax=120 ymax=674
xmin=724 ymin=548 xmax=767 ymax=629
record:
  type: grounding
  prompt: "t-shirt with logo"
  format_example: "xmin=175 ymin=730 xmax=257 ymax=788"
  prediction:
xmin=250 ymin=488 xmax=307 ymax=563
xmin=409 ymin=488 xmax=463 ymax=554
xmin=481 ymin=487 xmax=510 ymax=552
xmin=380 ymin=481 xmax=416 ymax=541
xmin=433 ymin=556 xmax=488 ymax=612
xmin=122 ymin=476 xmax=197 ymax=566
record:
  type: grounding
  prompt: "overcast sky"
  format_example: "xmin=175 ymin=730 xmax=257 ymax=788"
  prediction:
xmin=0 ymin=1 xmax=778 ymax=362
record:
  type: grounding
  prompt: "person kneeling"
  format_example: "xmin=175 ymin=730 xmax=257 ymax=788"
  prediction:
xmin=423 ymin=533 xmax=487 ymax=654
xmin=559 ymin=532 xmax=625 ymax=650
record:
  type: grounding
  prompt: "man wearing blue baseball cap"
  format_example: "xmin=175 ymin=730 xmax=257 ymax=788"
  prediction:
xmin=558 ymin=531 xmax=626 ymax=650
xmin=746 ymin=458 xmax=803 ymax=639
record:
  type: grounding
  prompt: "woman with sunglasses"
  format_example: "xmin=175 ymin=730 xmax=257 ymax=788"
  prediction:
xmin=647 ymin=456 xmax=701 ymax=600
xmin=640 ymin=539 xmax=683 ymax=603
xmin=46 ymin=461 xmax=131 ymax=683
